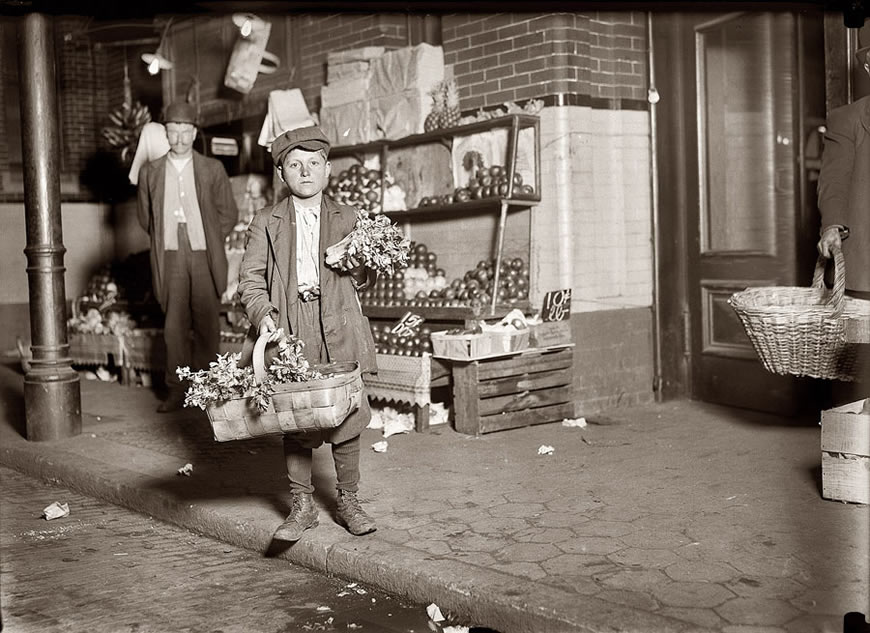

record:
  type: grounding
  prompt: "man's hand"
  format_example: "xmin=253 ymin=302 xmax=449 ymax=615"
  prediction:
xmin=258 ymin=314 xmax=283 ymax=343
xmin=817 ymin=225 xmax=844 ymax=258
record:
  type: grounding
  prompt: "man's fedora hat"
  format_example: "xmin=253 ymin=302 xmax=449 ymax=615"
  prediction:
xmin=271 ymin=126 xmax=331 ymax=165
xmin=164 ymin=101 xmax=197 ymax=125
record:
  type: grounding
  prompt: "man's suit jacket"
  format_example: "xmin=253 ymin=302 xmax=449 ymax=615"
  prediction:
xmin=818 ymin=95 xmax=870 ymax=292
xmin=137 ymin=151 xmax=239 ymax=309
xmin=237 ymin=194 xmax=378 ymax=443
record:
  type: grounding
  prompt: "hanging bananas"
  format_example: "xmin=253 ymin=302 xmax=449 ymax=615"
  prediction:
xmin=101 ymin=100 xmax=152 ymax=166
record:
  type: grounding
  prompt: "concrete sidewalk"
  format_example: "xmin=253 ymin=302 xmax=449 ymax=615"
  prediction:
xmin=0 ymin=360 xmax=867 ymax=633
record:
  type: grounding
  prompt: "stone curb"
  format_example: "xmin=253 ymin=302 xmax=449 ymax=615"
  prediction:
xmin=0 ymin=438 xmax=695 ymax=633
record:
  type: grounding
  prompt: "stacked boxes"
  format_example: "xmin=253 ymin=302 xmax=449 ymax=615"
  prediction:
xmin=320 ymin=44 xmax=445 ymax=146
xmin=320 ymin=47 xmax=384 ymax=146
xmin=821 ymin=399 xmax=869 ymax=505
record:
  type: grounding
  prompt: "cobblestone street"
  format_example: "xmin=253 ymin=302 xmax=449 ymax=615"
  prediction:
xmin=0 ymin=466 xmax=436 ymax=633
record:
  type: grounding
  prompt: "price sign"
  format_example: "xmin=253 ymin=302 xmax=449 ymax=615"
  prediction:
xmin=541 ymin=289 xmax=571 ymax=322
xmin=390 ymin=312 xmax=425 ymax=338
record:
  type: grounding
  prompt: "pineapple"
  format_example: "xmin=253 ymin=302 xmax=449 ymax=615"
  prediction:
xmin=443 ymin=79 xmax=461 ymax=128
xmin=424 ymin=80 xmax=446 ymax=132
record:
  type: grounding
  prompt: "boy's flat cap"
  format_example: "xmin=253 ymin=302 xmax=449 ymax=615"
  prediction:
xmin=272 ymin=126 xmax=331 ymax=165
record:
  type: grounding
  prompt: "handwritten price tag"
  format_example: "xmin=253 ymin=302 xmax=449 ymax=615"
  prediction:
xmin=541 ymin=289 xmax=571 ymax=322
xmin=390 ymin=312 xmax=425 ymax=338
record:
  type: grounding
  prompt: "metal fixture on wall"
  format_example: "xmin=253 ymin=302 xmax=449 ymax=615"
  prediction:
xmin=141 ymin=18 xmax=174 ymax=76
xmin=232 ymin=13 xmax=266 ymax=38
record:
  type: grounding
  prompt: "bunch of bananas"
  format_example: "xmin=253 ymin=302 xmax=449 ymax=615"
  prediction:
xmin=101 ymin=99 xmax=152 ymax=166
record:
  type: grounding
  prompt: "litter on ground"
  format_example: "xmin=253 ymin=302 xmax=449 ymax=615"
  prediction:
xmin=42 ymin=501 xmax=69 ymax=521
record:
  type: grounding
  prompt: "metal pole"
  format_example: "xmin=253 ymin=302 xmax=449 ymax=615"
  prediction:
xmin=19 ymin=12 xmax=82 ymax=441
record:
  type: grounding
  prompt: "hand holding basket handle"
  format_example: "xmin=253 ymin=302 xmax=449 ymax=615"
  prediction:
xmin=811 ymin=245 xmax=846 ymax=319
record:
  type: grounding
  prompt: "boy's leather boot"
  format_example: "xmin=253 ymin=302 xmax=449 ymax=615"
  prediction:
xmin=336 ymin=490 xmax=377 ymax=536
xmin=273 ymin=492 xmax=318 ymax=541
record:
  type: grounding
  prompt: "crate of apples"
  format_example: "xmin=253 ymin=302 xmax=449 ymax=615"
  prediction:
xmin=370 ymin=322 xmax=433 ymax=356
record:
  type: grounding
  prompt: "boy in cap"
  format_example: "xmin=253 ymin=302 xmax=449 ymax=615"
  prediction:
xmin=137 ymin=101 xmax=238 ymax=412
xmin=237 ymin=125 xmax=378 ymax=540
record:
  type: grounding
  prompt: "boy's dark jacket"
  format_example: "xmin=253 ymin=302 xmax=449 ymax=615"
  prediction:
xmin=237 ymin=194 xmax=377 ymax=443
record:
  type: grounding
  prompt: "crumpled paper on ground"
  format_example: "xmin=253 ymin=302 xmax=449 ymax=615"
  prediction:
xmin=537 ymin=445 xmax=555 ymax=456
xmin=372 ymin=441 xmax=389 ymax=453
xmin=42 ymin=501 xmax=69 ymax=521
xmin=562 ymin=417 xmax=587 ymax=428
xmin=177 ymin=463 xmax=193 ymax=476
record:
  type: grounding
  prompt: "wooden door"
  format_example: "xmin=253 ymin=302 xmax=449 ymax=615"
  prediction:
xmin=655 ymin=11 xmax=826 ymax=413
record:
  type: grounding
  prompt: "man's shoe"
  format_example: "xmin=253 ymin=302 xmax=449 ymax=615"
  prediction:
xmin=273 ymin=493 xmax=318 ymax=541
xmin=336 ymin=490 xmax=376 ymax=536
xmin=157 ymin=392 xmax=185 ymax=413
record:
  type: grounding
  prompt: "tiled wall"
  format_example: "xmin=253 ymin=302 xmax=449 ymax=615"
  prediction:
xmin=533 ymin=106 xmax=652 ymax=312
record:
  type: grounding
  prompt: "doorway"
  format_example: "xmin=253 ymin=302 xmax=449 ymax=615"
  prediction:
xmin=654 ymin=10 xmax=826 ymax=414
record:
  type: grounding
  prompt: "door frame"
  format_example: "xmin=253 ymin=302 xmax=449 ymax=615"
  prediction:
xmin=652 ymin=10 xmax=827 ymax=410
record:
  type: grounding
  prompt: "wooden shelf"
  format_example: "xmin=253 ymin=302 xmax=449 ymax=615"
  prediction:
xmin=363 ymin=302 xmax=529 ymax=321
xmin=384 ymin=196 xmax=538 ymax=220
xmin=329 ymin=114 xmax=542 ymax=159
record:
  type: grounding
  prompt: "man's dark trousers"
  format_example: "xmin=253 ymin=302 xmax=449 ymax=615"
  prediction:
xmin=162 ymin=224 xmax=221 ymax=396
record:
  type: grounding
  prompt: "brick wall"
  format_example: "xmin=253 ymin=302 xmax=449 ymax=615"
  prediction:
xmin=442 ymin=12 xmax=647 ymax=112
xmin=297 ymin=14 xmax=409 ymax=112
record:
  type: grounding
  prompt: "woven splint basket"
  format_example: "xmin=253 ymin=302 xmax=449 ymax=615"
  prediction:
xmin=205 ymin=336 xmax=363 ymax=442
xmin=729 ymin=248 xmax=870 ymax=382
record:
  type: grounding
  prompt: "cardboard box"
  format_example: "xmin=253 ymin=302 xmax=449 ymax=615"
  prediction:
xmin=320 ymin=100 xmax=374 ymax=146
xmin=821 ymin=399 xmax=869 ymax=504
xmin=529 ymin=321 xmax=572 ymax=348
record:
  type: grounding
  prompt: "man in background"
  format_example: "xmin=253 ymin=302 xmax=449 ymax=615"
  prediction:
xmin=137 ymin=101 xmax=238 ymax=411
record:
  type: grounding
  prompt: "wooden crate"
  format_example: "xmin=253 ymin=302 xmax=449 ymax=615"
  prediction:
xmin=451 ymin=346 xmax=574 ymax=435
xmin=529 ymin=321 xmax=572 ymax=348
xmin=821 ymin=399 xmax=869 ymax=505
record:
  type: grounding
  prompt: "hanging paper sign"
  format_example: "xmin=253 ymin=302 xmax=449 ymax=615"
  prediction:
xmin=390 ymin=312 xmax=425 ymax=338
xmin=541 ymin=289 xmax=571 ymax=322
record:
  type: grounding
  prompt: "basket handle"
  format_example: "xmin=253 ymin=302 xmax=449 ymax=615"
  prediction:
xmin=252 ymin=333 xmax=272 ymax=385
xmin=810 ymin=245 xmax=846 ymax=318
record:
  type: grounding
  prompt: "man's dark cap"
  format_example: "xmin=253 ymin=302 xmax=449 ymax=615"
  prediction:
xmin=164 ymin=101 xmax=197 ymax=125
xmin=271 ymin=126 xmax=331 ymax=165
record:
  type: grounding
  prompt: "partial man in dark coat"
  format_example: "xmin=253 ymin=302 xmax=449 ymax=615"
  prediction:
xmin=817 ymin=26 xmax=870 ymax=403
xmin=237 ymin=126 xmax=378 ymax=541
xmin=137 ymin=101 xmax=239 ymax=412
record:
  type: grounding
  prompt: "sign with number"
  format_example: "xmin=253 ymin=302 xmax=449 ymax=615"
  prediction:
xmin=390 ymin=312 xmax=425 ymax=338
xmin=541 ymin=289 xmax=571 ymax=322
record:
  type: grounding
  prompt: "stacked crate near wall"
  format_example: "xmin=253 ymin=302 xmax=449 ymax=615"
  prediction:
xmin=451 ymin=346 xmax=574 ymax=435
xmin=821 ymin=399 xmax=869 ymax=505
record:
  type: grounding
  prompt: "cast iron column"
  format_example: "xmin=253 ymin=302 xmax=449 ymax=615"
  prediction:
xmin=18 ymin=12 xmax=82 ymax=440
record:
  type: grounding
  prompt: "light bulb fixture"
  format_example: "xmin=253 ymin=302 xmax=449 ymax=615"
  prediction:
xmin=141 ymin=17 xmax=174 ymax=75
xmin=232 ymin=13 xmax=265 ymax=38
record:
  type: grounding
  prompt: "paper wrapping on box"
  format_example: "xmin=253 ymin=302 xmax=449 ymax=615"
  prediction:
xmin=370 ymin=89 xmax=431 ymax=140
xmin=451 ymin=127 xmax=538 ymax=190
xmin=327 ymin=46 xmax=385 ymax=65
xmin=327 ymin=61 xmax=372 ymax=83
xmin=320 ymin=75 xmax=371 ymax=109
xmin=257 ymin=89 xmax=316 ymax=149
xmin=369 ymin=43 xmax=444 ymax=99
xmin=320 ymin=100 xmax=373 ymax=146
xmin=363 ymin=353 xmax=432 ymax=407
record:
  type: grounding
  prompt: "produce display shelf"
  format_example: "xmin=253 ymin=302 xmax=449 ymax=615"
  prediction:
xmin=363 ymin=301 xmax=530 ymax=321
xmin=330 ymin=113 xmax=541 ymax=157
xmin=383 ymin=197 xmax=538 ymax=220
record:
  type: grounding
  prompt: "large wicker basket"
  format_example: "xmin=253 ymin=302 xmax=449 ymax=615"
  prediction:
xmin=205 ymin=336 xmax=363 ymax=442
xmin=729 ymin=248 xmax=870 ymax=382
